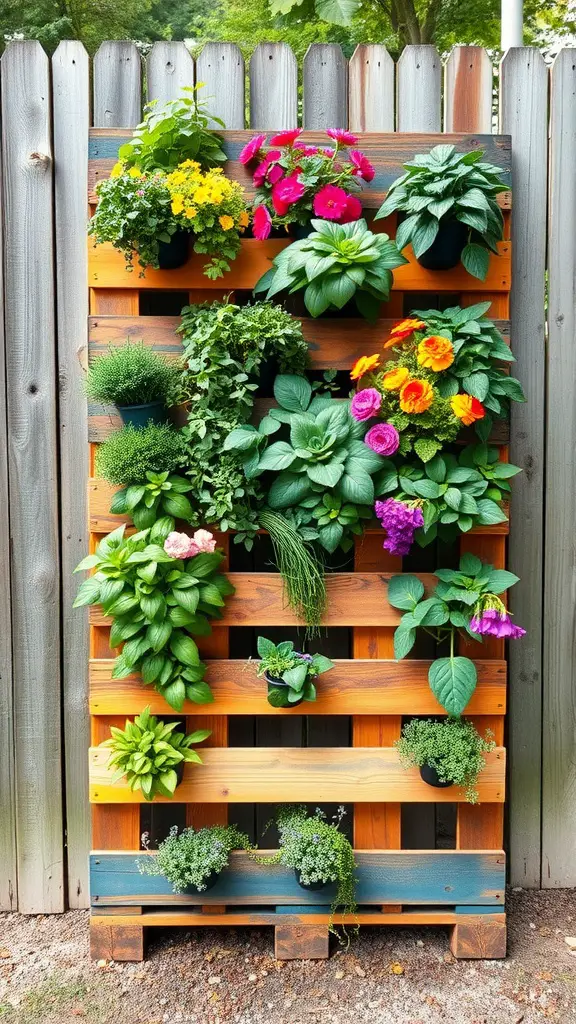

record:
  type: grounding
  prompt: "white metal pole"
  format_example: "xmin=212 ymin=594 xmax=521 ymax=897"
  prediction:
xmin=501 ymin=0 xmax=524 ymax=49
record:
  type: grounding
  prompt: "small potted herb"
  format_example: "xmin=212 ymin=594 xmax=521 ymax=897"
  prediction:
xmin=85 ymin=343 xmax=180 ymax=427
xmin=395 ymin=718 xmax=495 ymax=803
xmin=94 ymin=422 xmax=188 ymax=487
xmin=376 ymin=144 xmax=508 ymax=279
xmin=255 ymin=636 xmax=334 ymax=707
xmin=139 ymin=823 xmax=251 ymax=893
xmin=100 ymin=707 xmax=211 ymax=801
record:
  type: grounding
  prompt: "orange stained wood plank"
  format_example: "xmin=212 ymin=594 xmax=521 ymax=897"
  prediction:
xmin=90 ymin=910 xmax=505 ymax=928
xmin=88 ymin=238 xmax=511 ymax=293
xmin=89 ymin=572 xmax=436 ymax=629
xmin=89 ymin=657 xmax=506 ymax=717
xmin=89 ymin=745 xmax=506 ymax=804
xmin=89 ymin=288 xmax=139 ymax=315
xmin=90 ymin=716 xmax=140 ymax=850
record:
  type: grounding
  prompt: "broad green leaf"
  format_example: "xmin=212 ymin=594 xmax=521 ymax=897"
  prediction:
xmin=338 ymin=469 xmax=374 ymax=505
xmin=461 ymin=242 xmax=490 ymax=281
xmin=186 ymin=681 xmax=214 ymax=705
xmin=485 ymin=569 xmax=520 ymax=594
xmin=170 ymin=632 xmax=201 ymax=667
xmin=257 ymin=441 xmax=297 ymax=473
xmin=428 ymin=656 xmax=477 ymax=716
xmin=459 ymin=553 xmax=483 ymax=576
xmin=274 ymin=374 xmax=312 ymax=412
xmin=314 ymin=0 xmax=361 ymax=26
xmin=387 ymin=574 xmax=425 ymax=611
xmin=268 ymin=471 xmax=313 ymax=509
xmin=393 ymin=623 xmax=416 ymax=659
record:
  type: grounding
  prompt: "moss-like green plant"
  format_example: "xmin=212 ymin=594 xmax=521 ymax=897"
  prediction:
xmin=139 ymin=824 xmax=252 ymax=892
xmin=85 ymin=343 xmax=180 ymax=407
xmin=395 ymin=718 xmax=495 ymax=803
xmin=95 ymin=423 xmax=188 ymax=486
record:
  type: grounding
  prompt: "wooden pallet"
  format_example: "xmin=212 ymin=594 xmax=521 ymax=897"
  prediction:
xmin=87 ymin=131 xmax=511 ymax=961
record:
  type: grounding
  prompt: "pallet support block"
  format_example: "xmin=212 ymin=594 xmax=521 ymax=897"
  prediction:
xmin=274 ymin=924 xmax=330 ymax=960
xmin=450 ymin=914 xmax=507 ymax=960
xmin=90 ymin=919 xmax=145 ymax=962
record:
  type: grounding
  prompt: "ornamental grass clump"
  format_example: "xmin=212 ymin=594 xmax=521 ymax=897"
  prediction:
xmin=139 ymin=824 xmax=252 ymax=892
xmin=258 ymin=510 xmax=327 ymax=634
xmin=85 ymin=343 xmax=180 ymax=408
xmin=95 ymin=423 xmax=188 ymax=486
xmin=396 ymin=718 xmax=495 ymax=804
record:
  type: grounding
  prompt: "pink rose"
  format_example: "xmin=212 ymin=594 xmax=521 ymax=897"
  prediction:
xmin=192 ymin=529 xmax=216 ymax=554
xmin=364 ymin=422 xmax=400 ymax=456
xmin=164 ymin=532 xmax=199 ymax=559
xmin=253 ymin=205 xmax=272 ymax=240
xmin=350 ymin=388 xmax=382 ymax=421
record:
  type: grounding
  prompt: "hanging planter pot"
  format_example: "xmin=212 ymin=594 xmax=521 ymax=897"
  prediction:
xmin=288 ymin=222 xmax=314 ymax=240
xmin=158 ymin=230 xmax=190 ymax=270
xmin=295 ymin=869 xmax=330 ymax=891
xmin=117 ymin=400 xmax=167 ymax=428
xmin=265 ymin=672 xmax=304 ymax=708
xmin=419 ymin=763 xmax=453 ymax=789
xmin=416 ymin=218 xmax=468 ymax=271
xmin=184 ymin=870 xmax=220 ymax=895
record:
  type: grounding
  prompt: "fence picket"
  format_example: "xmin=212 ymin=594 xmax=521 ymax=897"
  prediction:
xmin=303 ymin=44 xmax=348 ymax=128
xmin=444 ymin=46 xmax=493 ymax=132
xmin=1 ymin=40 xmax=63 ymax=913
xmin=146 ymin=42 xmax=194 ymax=104
xmin=349 ymin=45 xmax=394 ymax=131
xmin=196 ymin=43 xmax=245 ymax=128
xmin=543 ymin=48 xmax=576 ymax=888
xmin=250 ymin=43 xmax=297 ymax=129
xmin=52 ymin=40 xmax=91 ymax=911
xmin=396 ymin=45 xmax=441 ymax=131
xmin=93 ymin=41 xmax=142 ymax=127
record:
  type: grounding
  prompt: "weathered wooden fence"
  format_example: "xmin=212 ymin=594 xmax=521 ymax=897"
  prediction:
xmin=0 ymin=39 xmax=572 ymax=913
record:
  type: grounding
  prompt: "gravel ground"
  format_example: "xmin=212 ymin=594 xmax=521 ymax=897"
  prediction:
xmin=1 ymin=890 xmax=576 ymax=1024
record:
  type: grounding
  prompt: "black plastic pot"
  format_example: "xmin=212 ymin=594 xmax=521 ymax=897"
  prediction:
xmin=117 ymin=400 xmax=166 ymax=428
xmin=158 ymin=230 xmax=190 ymax=270
xmin=265 ymin=672 xmax=304 ymax=708
xmin=295 ymin=869 xmax=329 ymax=891
xmin=419 ymin=763 xmax=453 ymax=789
xmin=184 ymin=870 xmax=220 ymax=894
xmin=416 ymin=218 xmax=468 ymax=271
xmin=288 ymin=222 xmax=314 ymax=240
xmin=174 ymin=761 xmax=185 ymax=787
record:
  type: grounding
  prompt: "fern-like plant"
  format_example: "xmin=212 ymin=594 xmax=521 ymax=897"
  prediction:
xmin=85 ymin=343 xmax=180 ymax=407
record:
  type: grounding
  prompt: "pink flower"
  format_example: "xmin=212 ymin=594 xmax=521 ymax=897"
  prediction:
xmin=270 ymin=129 xmax=302 ymax=146
xmin=164 ymin=532 xmax=199 ymax=559
xmin=338 ymin=194 xmax=362 ymax=224
xmin=272 ymin=174 xmax=305 ymax=215
xmin=253 ymin=150 xmax=281 ymax=187
xmin=239 ymin=133 xmax=267 ymax=165
xmin=349 ymin=150 xmax=375 ymax=182
xmin=267 ymin=162 xmax=284 ymax=184
xmin=294 ymin=144 xmax=319 ymax=156
xmin=350 ymin=388 xmax=382 ymax=421
xmin=321 ymin=148 xmax=335 ymax=158
xmin=364 ymin=422 xmax=400 ymax=456
xmin=192 ymin=529 xmax=216 ymax=554
xmin=313 ymin=184 xmax=350 ymax=220
xmin=253 ymin=205 xmax=272 ymax=240
xmin=326 ymin=128 xmax=358 ymax=146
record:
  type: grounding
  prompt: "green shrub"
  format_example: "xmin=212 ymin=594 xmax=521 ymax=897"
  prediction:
xmin=95 ymin=423 xmax=188 ymax=486
xmin=139 ymin=824 xmax=252 ymax=892
xmin=85 ymin=343 xmax=180 ymax=407
xmin=395 ymin=717 xmax=495 ymax=803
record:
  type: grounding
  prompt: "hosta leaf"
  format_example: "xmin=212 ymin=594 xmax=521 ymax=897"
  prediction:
xmin=170 ymin=632 xmax=201 ymax=667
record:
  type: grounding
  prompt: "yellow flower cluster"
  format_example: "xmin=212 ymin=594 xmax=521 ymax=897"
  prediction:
xmin=165 ymin=161 xmax=248 ymax=230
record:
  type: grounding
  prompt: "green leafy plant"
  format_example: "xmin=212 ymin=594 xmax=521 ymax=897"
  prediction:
xmin=88 ymin=170 xmax=176 ymax=272
xmin=387 ymin=552 xmax=524 ymax=716
xmin=118 ymin=87 xmax=227 ymax=173
xmin=225 ymin=375 xmax=384 ymax=552
xmin=95 ymin=423 xmax=188 ymax=487
xmin=101 ymin=706 xmax=211 ymax=801
xmin=255 ymin=636 xmax=334 ymax=706
xmin=110 ymin=472 xmax=195 ymax=531
xmin=376 ymin=144 xmax=508 ymax=280
xmin=254 ymin=218 xmax=407 ymax=320
xmin=396 ymin=718 xmax=495 ymax=804
xmin=85 ymin=343 xmax=180 ymax=408
xmin=139 ymin=823 xmax=252 ymax=891
xmin=73 ymin=524 xmax=235 ymax=710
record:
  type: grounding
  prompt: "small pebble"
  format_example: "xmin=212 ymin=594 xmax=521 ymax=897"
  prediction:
xmin=248 ymin=973 xmax=258 ymax=982
xmin=208 ymin=976 xmax=221 ymax=985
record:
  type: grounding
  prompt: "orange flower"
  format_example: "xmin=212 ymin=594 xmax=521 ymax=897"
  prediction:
xmin=417 ymin=335 xmax=455 ymax=372
xmin=450 ymin=394 xmax=485 ymax=426
xmin=350 ymin=354 xmax=381 ymax=381
xmin=384 ymin=318 xmax=426 ymax=349
xmin=382 ymin=366 xmax=410 ymax=391
xmin=399 ymin=378 xmax=435 ymax=414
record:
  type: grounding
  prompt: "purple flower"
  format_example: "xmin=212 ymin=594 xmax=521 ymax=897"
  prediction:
xmin=469 ymin=608 xmax=526 ymax=638
xmin=365 ymin=422 xmax=400 ymax=456
xmin=350 ymin=388 xmax=382 ymax=422
xmin=374 ymin=498 xmax=424 ymax=556
xmin=294 ymin=651 xmax=313 ymax=662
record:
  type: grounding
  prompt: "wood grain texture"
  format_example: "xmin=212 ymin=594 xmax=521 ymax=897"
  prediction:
xmin=89 ymin=745 xmax=506 ymax=804
xmin=89 ymin=657 xmax=507 ymax=716
xmin=93 ymin=42 xmax=141 ymax=128
xmin=90 ymin=909 xmax=505 ymax=928
xmin=90 ymin=921 xmax=144 ymax=961
xmin=500 ymin=47 xmax=548 ymax=889
xmin=303 ymin=44 xmax=348 ymax=129
xmin=396 ymin=46 xmax=441 ymax=131
xmin=444 ymin=47 xmax=493 ymax=132
xmin=450 ymin=915 xmax=507 ymax=959
xmin=349 ymin=45 xmax=394 ymax=131
xmin=146 ymin=42 xmax=194 ymax=103
xmin=250 ymin=44 xmax=297 ymax=129
xmin=275 ymin=925 xmax=329 ymax=960
xmin=2 ymin=41 xmax=64 ymax=913
xmin=52 ymin=40 xmax=91 ymax=910
xmin=542 ymin=48 xmax=576 ymax=888
xmin=196 ymin=43 xmax=245 ymax=129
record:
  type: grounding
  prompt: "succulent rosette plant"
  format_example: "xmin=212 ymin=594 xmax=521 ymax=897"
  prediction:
xmin=239 ymin=128 xmax=375 ymax=236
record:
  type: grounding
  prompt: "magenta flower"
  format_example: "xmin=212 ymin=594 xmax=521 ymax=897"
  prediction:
xmin=349 ymin=150 xmax=376 ymax=182
xmin=374 ymin=498 xmax=424 ymax=556
xmin=239 ymin=133 xmax=267 ymax=165
xmin=470 ymin=608 xmax=526 ymax=639
xmin=350 ymin=388 xmax=382 ymax=421
xmin=365 ymin=422 xmax=400 ymax=456
xmin=253 ymin=150 xmax=281 ymax=186
xmin=338 ymin=194 xmax=363 ymax=224
xmin=267 ymin=162 xmax=284 ymax=184
xmin=270 ymin=128 xmax=302 ymax=147
xmin=253 ymin=204 xmax=272 ymax=240
xmin=313 ymin=184 xmax=350 ymax=220
xmin=294 ymin=144 xmax=319 ymax=156
xmin=274 ymin=174 xmax=305 ymax=204
xmin=326 ymin=128 xmax=359 ymax=146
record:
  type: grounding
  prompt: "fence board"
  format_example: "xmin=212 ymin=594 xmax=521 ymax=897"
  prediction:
xmin=146 ymin=42 xmax=194 ymax=104
xmin=303 ymin=44 xmax=348 ymax=128
xmin=500 ymin=47 xmax=548 ymax=889
xmin=349 ymin=45 xmax=394 ymax=131
xmin=1 ymin=40 xmax=63 ymax=913
xmin=52 ymin=40 xmax=91 ymax=911
xmin=396 ymin=45 xmax=441 ymax=131
xmin=543 ymin=48 xmax=576 ymax=888
xmin=196 ymin=43 xmax=245 ymax=128
xmin=444 ymin=46 xmax=493 ymax=132
xmin=93 ymin=42 xmax=141 ymax=128
xmin=250 ymin=43 xmax=297 ymax=129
